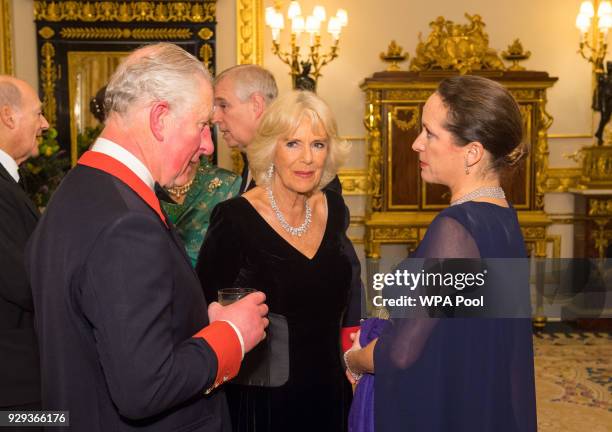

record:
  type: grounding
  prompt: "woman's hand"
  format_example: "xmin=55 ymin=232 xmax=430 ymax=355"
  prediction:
xmin=344 ymin=330 xmax=363 ymax=385
xmin=350 ymin=330 xmax=362 ymax=350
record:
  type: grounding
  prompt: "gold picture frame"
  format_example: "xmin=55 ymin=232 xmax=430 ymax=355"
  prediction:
xmin=236 ymin=0 xmax=263 ymax=65
xmin=0 ymin=0 xmax=13 ymax=74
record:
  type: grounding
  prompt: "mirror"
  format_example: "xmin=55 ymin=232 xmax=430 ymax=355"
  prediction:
xmin=34 ymin=0 xmax=218 ymax=164
xmin=68 ymin=51 xmax=127 ymax=164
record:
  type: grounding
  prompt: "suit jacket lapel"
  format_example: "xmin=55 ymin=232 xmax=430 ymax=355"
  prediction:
xmin=0 ymin=163 xmax=40 ymax=220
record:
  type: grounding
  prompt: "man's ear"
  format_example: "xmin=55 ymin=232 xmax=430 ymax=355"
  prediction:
xmin=0 ymin=105 xmax=16 ymax=129
xmin=250 ymin=92 xmax=266 ymax=119
xmin=149 ymin=101 xmax=170 ymax=141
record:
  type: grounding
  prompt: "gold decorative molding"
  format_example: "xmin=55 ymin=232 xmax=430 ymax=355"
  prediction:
xmin=339 ymin=169 xmax=368 ymax=195
xmin=591 ymin=220 xmax=611 ymax=259
xmin=200 ymin=43 xmax=213 ymax=73
xmin=236 ymin=0 xmax=263 ymax=65
xmin=543 ymin=168 xmax=582 ymax=192
xmin=535 ymin=89 xmax=554 ymax=209
xmin=410 ymin=13 xmax=505 ymax=74
xmin=588 ymin=198 xmax=612 ymax=216
xmin=39 ymin=26 xmax=56 ymax=39
xmin=34 ymin=1 xmax=215 ymax=23
xmin=385 ymin=89 xmax=433 ymax=101
xmin=548 ymin=133 xmax=592 ymax=139
xmin=363 ymin=89 xmax=383 ymax=212
xmin=390 ymin=106 xmax=419 ymax=132
xmin=580 ymin=146 xmax=612 ymax=188
xmin=508 ymin=89 xmax=537 ymax=100
xmin=40 ymin=42 xmax=58 ymax=127
xmin=198 ymin=27 xmax=213 ymax=40
xmin=0 ymin=0 xmax=13 ymax=74
xmin=59 ymin=27 xmax=192 ymax=40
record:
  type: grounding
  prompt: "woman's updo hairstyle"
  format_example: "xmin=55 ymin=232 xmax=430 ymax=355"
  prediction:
xmin=437 ymin=75 xmax=527 ymax=170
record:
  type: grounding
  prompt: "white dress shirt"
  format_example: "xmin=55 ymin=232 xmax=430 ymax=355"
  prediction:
xmin=0 ymin=148 xmax=20 ymax=182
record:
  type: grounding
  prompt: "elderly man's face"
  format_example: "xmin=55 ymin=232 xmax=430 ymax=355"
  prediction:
xmin=13 ymin=81 xmax=49 ymax=164
xmin=161 ymin=77 xmax=214 ymax=188
xmin=212 ymin=77 xmax=260 ymax=149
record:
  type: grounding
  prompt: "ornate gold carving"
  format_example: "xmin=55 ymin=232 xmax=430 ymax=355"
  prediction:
xmin=237 ymin=0 xmax=263 ymax=65
xmin=198 ymin=27 xmax=213 ymax=40
xmin=338 ymin=169 xmax=368 ymax=195
xmin=521 ymin=226 xmax=547 ymax=239
xmin=39 ymin=26 xmax=56 ymax=39
xmin=200 ymin=43 xmax=213 ymax=74
xmin=410 ymin=14 xmax=505 ymax=74
xmin=591 ymin=219 xmax=611 ymax=259
xmin=380 ymin=40 xmax=408 ymax=72
xmin=509 ymin=89 xmax=536 ymax=100
xmin=385 ymin=89 xmax=433 ymax=101
xmin=535 ymin=91 xmax=553 ymax=209
xmin=588 ymin=199 xmax=612 ymax=216
xmin=390 ymin=106 xmax=419 ymax=132
xmin=580 ymin=146 xmax=612 ymax=188
xmin=501 ymin=39 xmax=531 ymax=71
xmin=543 ymin=168 xmax=582 ymax=192
xmin=34 ymin=1 xmax=215 ymax=23
xmin=40 ymin=42 xmax=59 ymax=127
xmin=372 ymin=227 xmax=418 ymax=242
xmin=0 ymin=0 xmax=13 ymax=74
xmin=59 ymin=27 xmax=192 ymax=40
xmin=364 ymin=90 xmax=383 ymax=212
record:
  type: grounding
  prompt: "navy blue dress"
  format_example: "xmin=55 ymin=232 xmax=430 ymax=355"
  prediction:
xmin=374 ymin=202 xmax=537 ymax=432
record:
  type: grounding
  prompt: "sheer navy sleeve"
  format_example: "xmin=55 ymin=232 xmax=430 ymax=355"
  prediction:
xmin=372 ymin=206 xmax=536 ymax=432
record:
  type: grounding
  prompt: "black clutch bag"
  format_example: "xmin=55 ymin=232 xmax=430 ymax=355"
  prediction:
xmin=232 ymin=312 xmax=289 ymax=387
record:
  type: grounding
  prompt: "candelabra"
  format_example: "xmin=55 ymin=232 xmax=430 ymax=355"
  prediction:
xmin=265 ymin=1 xmax=347 ymax=91
xmin=576 ymin=0 xmax=612 ymax=74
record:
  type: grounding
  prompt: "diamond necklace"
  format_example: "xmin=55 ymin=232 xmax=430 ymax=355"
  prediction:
xmin=450 ymin=186 xmax=506 ymax=206
xmin=266 ymin=186 xmax=312 ymax=237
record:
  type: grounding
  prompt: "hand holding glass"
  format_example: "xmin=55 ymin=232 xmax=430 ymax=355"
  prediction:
xmin=218 ymin=288 xmax=257 ymax=305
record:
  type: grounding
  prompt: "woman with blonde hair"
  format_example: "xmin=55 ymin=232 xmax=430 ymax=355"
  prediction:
xmin=197 ymin=90 xmax=357 ymax=432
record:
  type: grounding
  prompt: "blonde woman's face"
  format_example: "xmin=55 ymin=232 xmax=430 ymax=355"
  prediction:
xmin=273 ymin=116 xmax=328 ymax=194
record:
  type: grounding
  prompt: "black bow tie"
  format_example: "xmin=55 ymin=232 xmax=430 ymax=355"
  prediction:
xmin=154 ymin=183 xmax=175 ymax=203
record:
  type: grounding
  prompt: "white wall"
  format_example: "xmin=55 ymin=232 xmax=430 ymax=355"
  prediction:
xmin=11 ymin=0 xmax=36 ymax=88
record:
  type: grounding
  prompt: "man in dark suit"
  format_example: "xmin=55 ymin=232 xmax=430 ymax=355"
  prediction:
xmin=26 ymin=43 xmax=268 ymax=431
xmin=0 ymin=76 xmax=48 ymax=429
xmin=212 ymin=66 xmax=361 ymax=349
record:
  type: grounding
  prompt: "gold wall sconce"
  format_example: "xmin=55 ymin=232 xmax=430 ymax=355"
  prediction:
xmin=576 ymin=0 xmax=612 ymax=74
xmin=265 ymin=1 xmax=347 ymax=91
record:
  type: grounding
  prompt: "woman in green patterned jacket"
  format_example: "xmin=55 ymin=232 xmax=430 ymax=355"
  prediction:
xmin=163 ymin=156 xmax=241 ymax=266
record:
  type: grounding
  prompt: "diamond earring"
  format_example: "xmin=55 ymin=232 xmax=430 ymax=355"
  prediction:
xmin=266 ymin=164 xmax=274 ymax=181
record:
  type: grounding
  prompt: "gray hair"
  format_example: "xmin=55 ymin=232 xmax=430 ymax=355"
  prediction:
xmin=0 ymin=77 xmax=22 ymax=110
xmin=105 ymin=43 xmax=211 ymax=117
xmin=215 ymin=64 xmax=278 ymax=104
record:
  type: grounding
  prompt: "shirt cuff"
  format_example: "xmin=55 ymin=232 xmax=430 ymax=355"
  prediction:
xmin=220 ymin=319 xmax=245 ymax=359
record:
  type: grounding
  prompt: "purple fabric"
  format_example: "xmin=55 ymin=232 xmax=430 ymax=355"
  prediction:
xmin=348 ymin=318 xmax=390 ymax=432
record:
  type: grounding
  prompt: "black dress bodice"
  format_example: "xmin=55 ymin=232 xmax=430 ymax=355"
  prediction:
xmin=196 ymin=189 xmax=354 ymax=432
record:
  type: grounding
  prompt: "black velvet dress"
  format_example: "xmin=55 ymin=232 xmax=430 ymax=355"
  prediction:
xmin=196 ymin=190 xmax=354 ymax=432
